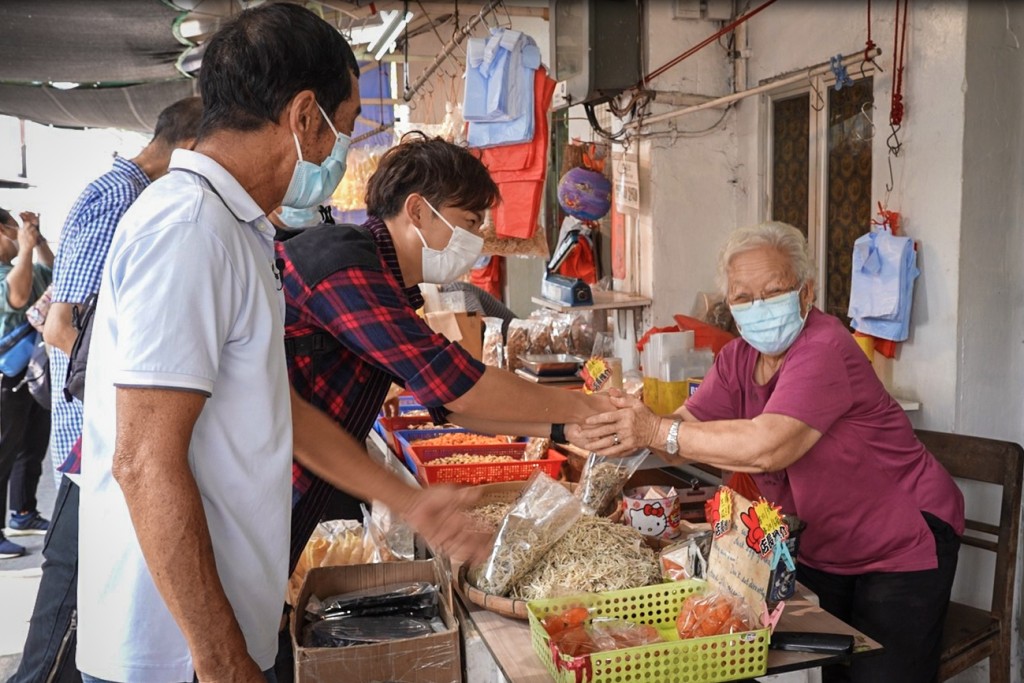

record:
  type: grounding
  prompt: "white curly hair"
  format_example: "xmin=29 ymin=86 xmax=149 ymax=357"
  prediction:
xmin=717 ymin=221 xmax=816 ymax=296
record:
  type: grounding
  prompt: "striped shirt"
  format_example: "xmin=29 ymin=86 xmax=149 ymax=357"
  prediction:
xmin=48 ymin=155 xmax=150 ymax=477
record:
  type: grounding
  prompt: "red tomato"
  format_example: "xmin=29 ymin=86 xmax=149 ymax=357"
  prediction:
xmin=542 ymin=614 xmax=567 ymax=637
xmin=563 ymin=607 xmax=590 ymax=628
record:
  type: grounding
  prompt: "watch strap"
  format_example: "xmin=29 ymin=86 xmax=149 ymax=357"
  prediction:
xmin=550 ymin=423 xmax=568 ymax=445
xmin=666 ymin=418 xmax=682 ymax=454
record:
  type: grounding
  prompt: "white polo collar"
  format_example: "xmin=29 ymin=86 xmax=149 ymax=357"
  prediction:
xmin=169 ymin=149 xmax=265 ymax=225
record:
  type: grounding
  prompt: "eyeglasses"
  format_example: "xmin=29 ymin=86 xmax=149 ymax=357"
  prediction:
xmin=727 ymin=283 xmax=801 ymax=309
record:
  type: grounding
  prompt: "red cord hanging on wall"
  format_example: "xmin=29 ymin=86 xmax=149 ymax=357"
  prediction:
xmin=888 ymin=0 xmax=910 ymax=154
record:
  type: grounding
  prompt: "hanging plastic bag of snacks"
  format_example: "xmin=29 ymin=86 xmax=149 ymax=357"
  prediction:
xmin=482 ymin=316 xmax=505 ymax=368
xmin=576 ymin=449 xmax=649 ymax=516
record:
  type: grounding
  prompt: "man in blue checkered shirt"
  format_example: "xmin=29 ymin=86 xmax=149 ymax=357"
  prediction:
xmin=8 ymin=97 xmax=201 ymax=683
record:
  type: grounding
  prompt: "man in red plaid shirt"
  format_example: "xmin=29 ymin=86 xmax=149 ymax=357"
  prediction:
xmin=278 ymin=134 xmax=614 ymax=570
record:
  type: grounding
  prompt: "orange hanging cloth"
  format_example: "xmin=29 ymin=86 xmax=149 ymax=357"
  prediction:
xmin=479 ymin=68 xmax=556 ymax=239
xmin=470 ymin=255 xmax=503 ymax=299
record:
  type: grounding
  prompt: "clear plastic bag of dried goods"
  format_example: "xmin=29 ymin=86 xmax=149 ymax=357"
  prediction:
xmin=527 ymin=312 xmax=553 ymax=355
xmin=576 ymin=449 xmax=649 ymax=516
xmin=524 ymin=437 xmax=551 ymax=461
xmin=505 ymin=319 xmax=530 ymax=373
xmin=549 ymin=313 xmax=573 ymax=355
xmin=482 ymin=316 xmax=505 ymax=368
xmin=471 ymin=471 xmax=583 ymax=596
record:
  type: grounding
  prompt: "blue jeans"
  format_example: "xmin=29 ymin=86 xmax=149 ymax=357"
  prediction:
xmin=82 ymin=669 xmax=277 ymax=683
xmin=7 ymin=475 xmax=80 ymax=683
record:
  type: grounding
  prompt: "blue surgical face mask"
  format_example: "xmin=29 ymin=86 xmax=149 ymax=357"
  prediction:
xmin=280 ymin=102 xmax=351 ymax=209
xmin=277 ymin=205 xmax=322 ymax=229
xmin=729 ymin=289 xmax=808 ymax=356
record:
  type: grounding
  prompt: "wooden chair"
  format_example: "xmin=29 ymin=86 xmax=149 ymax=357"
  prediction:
xmin=915 ymin=429 xmax=1024 ymax=683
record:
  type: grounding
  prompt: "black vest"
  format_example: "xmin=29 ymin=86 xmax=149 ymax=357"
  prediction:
xmin=280 ymin=223 xmax=381 ymax=358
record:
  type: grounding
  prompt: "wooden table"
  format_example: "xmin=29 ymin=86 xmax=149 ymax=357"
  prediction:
xmin=455 ymin=581 xmax=882 ymax=682
xmin=365 ymin=430 xmax=882 ymax=681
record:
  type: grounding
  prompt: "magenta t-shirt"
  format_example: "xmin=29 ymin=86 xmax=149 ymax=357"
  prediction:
xmin=686 ymin=308 xmax=964 ymax=574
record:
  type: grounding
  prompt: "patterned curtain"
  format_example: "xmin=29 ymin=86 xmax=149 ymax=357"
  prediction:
xmin=825 ymin=78 xmax=874 ymax=326
xmin=771 ymin=95 xmax=810 ymax=235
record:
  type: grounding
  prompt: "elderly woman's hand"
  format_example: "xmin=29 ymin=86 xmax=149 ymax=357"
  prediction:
xmin=573 ymin=391 xmax=662 ymax=456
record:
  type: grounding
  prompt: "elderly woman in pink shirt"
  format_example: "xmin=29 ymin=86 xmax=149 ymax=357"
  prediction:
xmin=572 ymin=221 xmax=964 ymax=683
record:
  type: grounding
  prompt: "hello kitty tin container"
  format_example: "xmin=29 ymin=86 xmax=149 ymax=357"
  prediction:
xmin=622 ymin=486 xmax=682 ymax=541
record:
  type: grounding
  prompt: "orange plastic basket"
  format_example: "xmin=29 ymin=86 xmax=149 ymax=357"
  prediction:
xmin=408 ymin=444 xmax=566 ymax=486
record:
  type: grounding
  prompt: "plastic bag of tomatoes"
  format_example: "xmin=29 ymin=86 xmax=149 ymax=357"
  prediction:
xmin=542 ymin=606 xmax=662 ymax=656
xmin=676 ymin=591 xmax=758 ymax=639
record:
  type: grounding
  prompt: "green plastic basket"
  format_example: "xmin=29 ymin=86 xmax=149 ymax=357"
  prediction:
xmin=527 ymin=580 xmax=769 ymax=683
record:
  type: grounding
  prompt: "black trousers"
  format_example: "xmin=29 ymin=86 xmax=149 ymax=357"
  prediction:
xmin=8 ymin=476 xmax=81 ymax=683
xmin=0 ymin=368 xmax=50 ymax=517
xmin=796 ymin=512 xmax=960 ymax=683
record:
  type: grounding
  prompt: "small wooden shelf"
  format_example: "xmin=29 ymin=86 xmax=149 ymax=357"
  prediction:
xmin=531 ymin=290 xmax=652 ymax=313
xmin=896 ymin=398 xmax=921 ymax=412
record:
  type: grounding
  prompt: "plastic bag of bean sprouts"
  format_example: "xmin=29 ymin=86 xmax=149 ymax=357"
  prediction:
xmin=470 ymin=471 xmax=583 ymax=596
xmin=576 ymin=449 xmax=650 ymax=516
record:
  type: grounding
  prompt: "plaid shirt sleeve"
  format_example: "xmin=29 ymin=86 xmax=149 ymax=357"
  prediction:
xmin=58 ymin=435 xmax=82 ymax=475
xmin=303 ymin=267 xmax=485 ymax=408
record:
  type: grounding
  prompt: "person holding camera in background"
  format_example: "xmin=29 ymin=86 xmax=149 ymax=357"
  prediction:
xmin=0 ymin=208 xmax=53 ymax=559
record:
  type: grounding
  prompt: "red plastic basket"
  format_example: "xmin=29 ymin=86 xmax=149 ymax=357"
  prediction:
xmin=408 ymin=444 xmax=566 ymax=486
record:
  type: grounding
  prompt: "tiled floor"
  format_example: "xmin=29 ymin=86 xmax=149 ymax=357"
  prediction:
xmin=0 ymin=469 xmax=56 ymax=676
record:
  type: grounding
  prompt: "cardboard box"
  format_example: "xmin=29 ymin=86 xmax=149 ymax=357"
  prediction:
xmin=292 ymin=560 xmax=461 ymax=683
xmin=424 ymin=311 xmax=482 ymax=361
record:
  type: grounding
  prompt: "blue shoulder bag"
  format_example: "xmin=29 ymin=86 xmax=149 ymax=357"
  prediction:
xmin=0 ymin=321 xmax=39 ymax=377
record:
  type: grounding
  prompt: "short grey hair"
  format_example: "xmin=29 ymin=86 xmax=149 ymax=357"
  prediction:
xmin=717 ymin=221 xmax=816 ymax=295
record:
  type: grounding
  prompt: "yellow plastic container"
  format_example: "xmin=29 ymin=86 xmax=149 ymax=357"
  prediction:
xmin=660 ymin=379 xmax=689 ymax=415
xmin=643 ymin=375 xmax=660 ymax=411
xmin=527 ymin=580 xmax=769 ymax=683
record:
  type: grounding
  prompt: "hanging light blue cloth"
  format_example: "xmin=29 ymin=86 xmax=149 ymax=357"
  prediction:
xmin=465 ymin=29 xmax=542 ymax=148
xmin=848 ymin=227 xmax=919 ymax=342
xmin=463 ymin=28 xmax=538 ymax=122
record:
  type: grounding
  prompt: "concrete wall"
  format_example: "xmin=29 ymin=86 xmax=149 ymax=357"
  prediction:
xmin=957 ymin=1 xmax=1024 ymax=448
xmin=954 ymin=3 xmax=1024 ymax=681
xmin=637 ymin=1 xmax=739 ymax=331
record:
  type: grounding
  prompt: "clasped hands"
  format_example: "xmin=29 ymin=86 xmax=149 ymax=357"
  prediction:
xmin=566 ymin=389 xmax=663 ymax=457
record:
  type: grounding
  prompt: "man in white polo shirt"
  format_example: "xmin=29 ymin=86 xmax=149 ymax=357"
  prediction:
xmin=77 ymin=6 xmax=489 ymax=683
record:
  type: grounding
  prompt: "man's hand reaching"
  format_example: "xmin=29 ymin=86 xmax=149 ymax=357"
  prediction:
xmin=397 ymin=486 xmax=493 ymax=565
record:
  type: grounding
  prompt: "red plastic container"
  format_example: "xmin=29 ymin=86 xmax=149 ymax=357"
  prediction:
xmin=407 ymin=443 xmax=567 ymax=486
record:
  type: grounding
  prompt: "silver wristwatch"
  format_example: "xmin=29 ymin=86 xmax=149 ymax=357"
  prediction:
xmin=665 ymin=418 xmax=683 ymax=456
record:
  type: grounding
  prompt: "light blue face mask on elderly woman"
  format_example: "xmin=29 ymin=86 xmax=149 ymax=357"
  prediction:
xmin=280 ymin=102 xmax=351 ymax=210
xmin=729 ymin=289 xmax=808 ymax=356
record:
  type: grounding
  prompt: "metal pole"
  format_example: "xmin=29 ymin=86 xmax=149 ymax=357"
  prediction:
xmin=18 ymin=119 xmax=27 ymax=178
xmin=628 ymin=48 xmax=882 ymax=130
xmin=402 ymin=0 xmax=502 ymax=102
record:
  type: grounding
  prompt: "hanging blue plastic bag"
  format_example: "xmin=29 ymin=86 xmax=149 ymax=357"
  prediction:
xmin=0 ymin=321 xmax=39 ymax=376
xmin=848 ymin=226 xmax=918 ymax=342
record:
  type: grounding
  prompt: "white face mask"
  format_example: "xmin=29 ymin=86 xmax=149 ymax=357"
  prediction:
xmin=413 ymin=198 xmax=484 ymax=285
